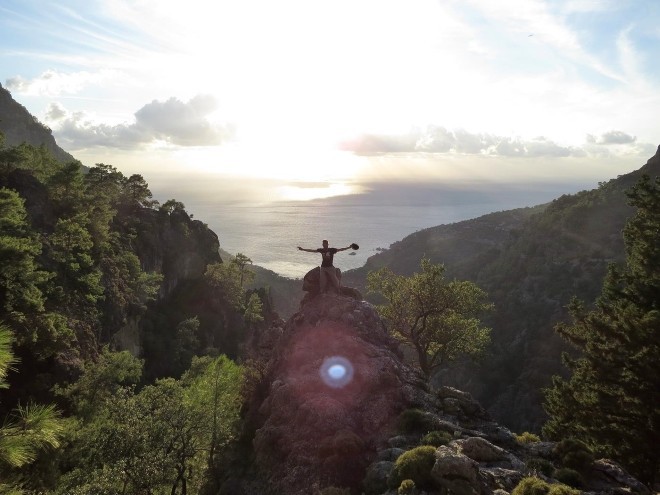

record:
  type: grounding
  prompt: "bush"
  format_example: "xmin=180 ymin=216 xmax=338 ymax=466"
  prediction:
xmin=552 ymin=468 xmax=583 ymax=488
xmin=318 ymin=487 xmax=350 ymax=495
xmin=547 ymin=485 xmax=581 ymax=495
xmin=511 ymin=477 xmax=551 ymax=495
xmin=420 ymin=430 xmax=452 ymax=447
xmin=511 ymin=477 xmax=580 ymax=495
xmin=397 ymin=409 xmax=437 ymax=434
xmin=562 ymin=450 xmax=594 ymax=472
xmin=526 ymin=457 xmax=554 ymax=476
xmin=553 ymin=438 xmax=594 ymax=473
xmin=398 ymin=479 xmax=417 ymax=494
xmin=389 ymin=446 xmax=437 ymax=490
xmin=516 ymin=431 xmax=541 ymax=444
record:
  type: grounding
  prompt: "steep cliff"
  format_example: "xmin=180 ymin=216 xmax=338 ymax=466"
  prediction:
xmin=0 ymin=83 xmax=75 ymax=163
xmin=232 ymin=293 xmax=648 ymax=495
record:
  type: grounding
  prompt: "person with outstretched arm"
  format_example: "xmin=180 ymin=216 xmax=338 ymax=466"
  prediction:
xmin=298 ymin=240 xmax=357 ymax=293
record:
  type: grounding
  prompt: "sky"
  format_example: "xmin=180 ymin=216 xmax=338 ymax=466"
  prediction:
xmin=1 ymin=0 xmax=658 ymax=204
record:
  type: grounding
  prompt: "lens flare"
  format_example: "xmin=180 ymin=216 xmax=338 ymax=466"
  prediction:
xmin=320 ymin=356 xmax=354 ymax=388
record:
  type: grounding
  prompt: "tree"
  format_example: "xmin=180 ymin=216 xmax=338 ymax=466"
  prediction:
xmin=243 ymin=293 xmax=264 ymax=325
xmin=57 ymin=347 xmax=143 ymax=419
xmin=58 ymin=355 xmax=243 ymax=495
xmin=0 ymin=324 xmax=65 ymax=493
xmin=182 ymin=355 xmax=243 ymax=492
xmin=47 ymin=162 xmax=85 ymax=216
xmin=160 ymin=199 xmax=186 ymax=214
xmin=367 ymin=258 xmax=492 ymax=378
xmin=205 ymin=262 xmax=244 ymax=311
xmin=174 ymin=317 xmax=201 ymax=375
xmin=205 ymin=254 xmax=255 ymax=306
xmin=231 ymin=253 xmax=254 ymax=287
xmin=122 ymin=174 xmax=157 ymax=209
xmin=48 ymin=214 xmax=104 ymax=305
xmin=543 ymin=175 xmax=660 ymax=485
xmin=0 ymin=188 xmax=51 ymax=327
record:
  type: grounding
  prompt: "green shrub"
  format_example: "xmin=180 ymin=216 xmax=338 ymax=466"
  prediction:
xmin=390 ymin=446 xmax=437 ymax=490
xmin=553 ymin=438 xmax=594 ymax=473
xmin=362 ymin=461 xmax=393 ymax=495
xmin=525 ymin=457 xmax=554 ymax=476
xmin=547 ymin=485 xmax=580 ymax=495
xmin=398 ymin=479 xmax=417 ymax=495
xmin=511 ymin=476 xmax=580 ymax=495
xmin=397 ymin=409 xmax=437 ymax=434
xmin=516 ymin=431 xmax=541 ymax=444
xmin=562 ymin=450 xmax=594 ymax=472
xmin=511 ymin=477 xmax=551 ymax=495
xmin=552 ymin=468 xmax=583 ymax=488
xmin=318 ymin=487 xmax=350 ymax=495
xmin=420 ymin=430 xmax=452 ymax=447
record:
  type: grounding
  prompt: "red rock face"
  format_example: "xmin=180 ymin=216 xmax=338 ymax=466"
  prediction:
xmin=253 ymin=294 xmax=422 ymax=494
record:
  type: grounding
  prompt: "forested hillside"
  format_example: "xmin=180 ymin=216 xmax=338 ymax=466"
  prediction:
xmin=0 ymin=129 xmax=273 ymax=491
xmin=344 ymin=146 xmax=660 ymax=432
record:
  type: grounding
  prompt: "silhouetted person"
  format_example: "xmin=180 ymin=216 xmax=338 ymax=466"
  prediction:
xmin=298 ymin=240 xmax=353 ymax=293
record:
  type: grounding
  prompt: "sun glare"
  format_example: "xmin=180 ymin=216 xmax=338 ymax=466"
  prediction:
xmin=278 ymin=182 xmax=358 ymax=201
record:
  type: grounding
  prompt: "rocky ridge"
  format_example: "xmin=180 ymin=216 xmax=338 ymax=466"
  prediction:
xmin=0 ymin=83 xmax=75 ymax=163
xmin=240 ymin=293 xmax=648 ymax=495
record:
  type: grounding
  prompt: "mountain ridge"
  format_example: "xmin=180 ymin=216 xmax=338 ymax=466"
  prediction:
xmin=0 ymin=83 xmax=76 ymax=163
xmin=341 ymin=145 xmax=660 ymax=432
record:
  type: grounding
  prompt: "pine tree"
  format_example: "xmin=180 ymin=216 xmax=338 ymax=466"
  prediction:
xmin=543 ymin=175 xmax=660 ymax=484
xmin=0 ymin=324 xmax=64 ymax=492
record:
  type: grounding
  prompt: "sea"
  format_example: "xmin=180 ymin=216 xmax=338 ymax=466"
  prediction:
xmin=179 ymin=180 xmax=594 ymax=279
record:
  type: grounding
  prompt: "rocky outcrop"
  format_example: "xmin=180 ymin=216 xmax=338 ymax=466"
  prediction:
xmin=251 ymin=293 xmax=415 ymax=493
xmin=301 ymin=266 xmax=363 ymax=303
xmin=128 ymin=207 xmax=221 ymax=298
xmin=238 ymin=293 xmax=649 ymax=495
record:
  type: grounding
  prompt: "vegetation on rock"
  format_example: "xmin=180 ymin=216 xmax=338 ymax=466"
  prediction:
xmin=511 ymin=477 xmax=580 ymax=495
xmin=388 ymin=445 xmax=437 ymax=490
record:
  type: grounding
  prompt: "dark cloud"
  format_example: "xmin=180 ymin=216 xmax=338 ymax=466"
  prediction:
xmin=340 ymin=127 xmax=580 ymax=157
xmin=45 ymin=102 xmax=66 ymax=121
xmin=5 ymin=76 xmax=28 ymax=92
xmin=53 ymin=95 xmax=234 ymax=150
xmin=586 ymin=130 xmax=637 ymax=145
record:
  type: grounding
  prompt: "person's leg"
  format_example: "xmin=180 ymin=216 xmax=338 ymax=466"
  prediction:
xmin=319 ymin=267 xmax=328 ymax=293
xmin=329 ymin=269 xmax=340 ymax=293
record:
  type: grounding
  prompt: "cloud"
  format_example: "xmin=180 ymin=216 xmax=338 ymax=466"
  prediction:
xmin=45 ymin=102 xmax=67 ymax=121
xmin=586 ymin=130 xmax=636 ymax=145
xmin=338 ymin=132 xmax=419 ymax=154
xmin=5 ymin=69 xmax=117 ymax=96
xmin=50 ymin=95 xmax=234 ymax=150
xmin=340 ymin=127 xmax=581 ymax=158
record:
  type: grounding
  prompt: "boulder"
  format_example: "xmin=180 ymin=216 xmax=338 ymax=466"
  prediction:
xmin=301 ymin=266 xmax=362 ymax=301
xmin=589 ymin=459 xmax=651 ymax=495
xmin=431 ymin=445 xmax=482 ymax=495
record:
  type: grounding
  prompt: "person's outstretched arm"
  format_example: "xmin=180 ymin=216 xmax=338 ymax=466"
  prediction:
xmin=335 ymin=245 xmax=352 ymax=252
xmin=298 ymin=246 xmax=317 ymax=252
